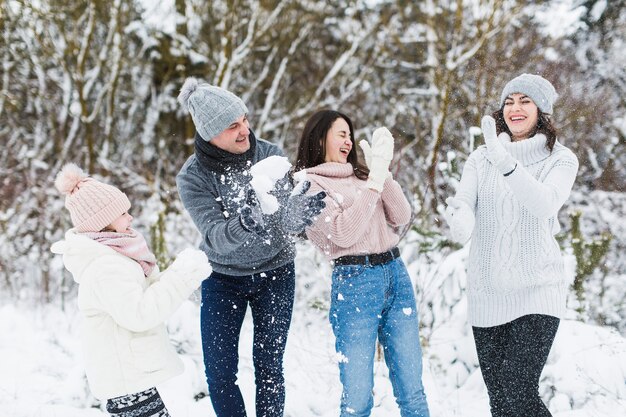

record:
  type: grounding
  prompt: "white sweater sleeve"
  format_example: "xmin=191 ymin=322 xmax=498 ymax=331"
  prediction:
xmin=504 ymin=149 xmax=579 ymax=219
xmin=454 ymin=152 xmax=480 ymax=214
xmin=87 ymin=256 xmax=204 ymax=333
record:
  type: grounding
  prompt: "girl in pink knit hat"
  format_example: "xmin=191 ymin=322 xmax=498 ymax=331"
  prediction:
xmin=51 ymin=163 xmax=212 ymax=417
xmin=293 ymin=110 xmax=430 ymax=417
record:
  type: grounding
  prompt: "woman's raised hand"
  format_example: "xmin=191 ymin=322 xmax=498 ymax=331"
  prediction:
xmin=481 ymin=116 xmax=516 ymax=175
xmin=359 ymin=127 xmax=394 ymax=192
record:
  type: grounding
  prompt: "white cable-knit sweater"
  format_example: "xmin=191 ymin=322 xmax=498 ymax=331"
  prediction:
xmin=454 ymin=133 xmax=579 ymax=327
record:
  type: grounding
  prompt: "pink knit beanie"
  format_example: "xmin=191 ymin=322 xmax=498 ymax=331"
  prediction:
xmin=54 ymin=163 xmax=131 ymax=232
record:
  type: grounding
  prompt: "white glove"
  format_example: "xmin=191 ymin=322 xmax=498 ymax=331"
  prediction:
xmin=170 ymin=248 xmax=212 ymax=286
xmin=481 ymin=116 xmax=516 ymax=175
xmin=359 ymin=127 xmax=394 ymax=192
xmin=443 ymin=197 xmax=475 ymax=244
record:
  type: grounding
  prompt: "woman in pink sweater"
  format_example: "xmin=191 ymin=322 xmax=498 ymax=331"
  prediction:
xmin=293 ymin=110 xmax=430 ymax=417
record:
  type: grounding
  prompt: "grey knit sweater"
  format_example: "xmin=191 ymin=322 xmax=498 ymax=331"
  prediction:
xmin=176 ymin=136 xmax=295 ymax=276
xmin=454 ymin=134 xmax=579 ymax=327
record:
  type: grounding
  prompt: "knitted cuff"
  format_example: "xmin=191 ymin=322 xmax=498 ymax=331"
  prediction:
xmin=495 ymin=153 xmax=517 ymax=176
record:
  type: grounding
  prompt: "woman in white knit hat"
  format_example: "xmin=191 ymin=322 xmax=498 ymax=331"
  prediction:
xmin=444 ymin=74 xmax=579 ymax=416
xmin=51 ymin=164 xmax=212 ymax=417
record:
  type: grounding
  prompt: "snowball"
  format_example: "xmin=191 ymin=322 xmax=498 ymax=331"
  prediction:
xmin=249 ymin=156 xmax=292 ymax=214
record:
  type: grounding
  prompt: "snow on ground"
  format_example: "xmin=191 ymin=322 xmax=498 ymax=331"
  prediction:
xmin=1 ymin=242 xmax=625 ymax=416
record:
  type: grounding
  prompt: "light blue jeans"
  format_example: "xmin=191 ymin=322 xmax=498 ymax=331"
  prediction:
xmin=329 ymin=257 xmax=430 ymax=417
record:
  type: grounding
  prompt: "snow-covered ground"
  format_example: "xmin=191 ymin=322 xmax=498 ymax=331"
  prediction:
xmin=1 ymin=241 xmax=625 ymax=417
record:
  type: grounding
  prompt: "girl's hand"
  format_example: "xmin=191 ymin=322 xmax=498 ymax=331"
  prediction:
xmin=170 ymin=248 xmax=212 ymax=285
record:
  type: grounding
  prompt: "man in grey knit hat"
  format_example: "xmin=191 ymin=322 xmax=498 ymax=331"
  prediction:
xmin=176 ymin=78 xmax=325 ymax=417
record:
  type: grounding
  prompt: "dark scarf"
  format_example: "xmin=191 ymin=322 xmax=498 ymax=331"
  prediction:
xmin=194 ymin=130 xmax=257 ymax=173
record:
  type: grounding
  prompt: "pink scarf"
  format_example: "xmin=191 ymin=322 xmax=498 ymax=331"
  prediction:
xmin=82 ymin=228 xmax=157 ymax=277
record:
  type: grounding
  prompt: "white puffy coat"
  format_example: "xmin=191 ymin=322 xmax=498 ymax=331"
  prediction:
xmin=51 ymin=229 xmax=208 ymax=400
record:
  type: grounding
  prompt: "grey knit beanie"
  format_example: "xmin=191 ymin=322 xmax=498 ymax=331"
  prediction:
xmin=499 ymin=74 xmax=558 ymax=115
xmin=178 ymin=77 xmax=248 ymax=141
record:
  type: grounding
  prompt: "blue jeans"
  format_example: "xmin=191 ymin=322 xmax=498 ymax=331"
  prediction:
xmin=329 ymin=257 xmax=430 ymax=417
xmin=200 ymin=262 xmax=295 ymax=417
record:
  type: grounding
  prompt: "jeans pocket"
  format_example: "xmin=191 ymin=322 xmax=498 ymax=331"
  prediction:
xmin=330 ymin=265 xmax=366 ymax=326
xmin=332 ymin=264 xmax=366 ymax=281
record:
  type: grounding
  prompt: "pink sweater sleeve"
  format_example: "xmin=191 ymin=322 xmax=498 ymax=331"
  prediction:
xmin=325 ymin=188 xmax=381 ymax=249
xmin=380 ymin=177 xmax=412 ymax=226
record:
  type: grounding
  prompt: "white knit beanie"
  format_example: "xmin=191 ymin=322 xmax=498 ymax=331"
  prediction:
xmin=54 ymin=163 xmax=131 ymax=232
xmin=500 ymin=74 xmax=558 ymax=115
xmin=177 ymin=77 xmax=248 ymax=142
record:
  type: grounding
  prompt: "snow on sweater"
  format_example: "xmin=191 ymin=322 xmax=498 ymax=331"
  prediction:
xmin=454 ymin=133 xmax=579 ymax=327
xmin=176 ymin=136 xmax=295 ymax=276
xmin=304 ymin=162 xmax=412 ymax=260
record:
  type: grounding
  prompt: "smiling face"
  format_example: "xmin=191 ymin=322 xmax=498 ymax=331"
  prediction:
xmin=324 ymin=118 xmax=353 ymax=163
xmin=106 ymin=212 xmax=133 ymax=233
xmin=210 ymin=114 xmax=251 ymax=154
xmin=503 ymin=93 xmax=539 ymax=141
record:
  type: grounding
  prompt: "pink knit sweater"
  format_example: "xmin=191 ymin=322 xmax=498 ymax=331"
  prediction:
xmin=304 ymin=162 xmax=412 ymax=260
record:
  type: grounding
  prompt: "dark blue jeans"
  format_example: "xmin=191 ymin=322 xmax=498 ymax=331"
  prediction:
xmin=473 ymin=314 xmax=559 ymax=417
xmin=200 ymin=262 xmax=295 ymax=417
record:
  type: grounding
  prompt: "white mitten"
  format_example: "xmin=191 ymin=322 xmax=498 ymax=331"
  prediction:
xmin=481 ymin=116 xmax=516 ymax=175
xmin=170 ymin=248 xmax=212 ymax=286
xmin=359 ymin=139 xmax=372 ymax=168
xmin=444 ymin=197 xmax=475 ymax=244
xmin=359 ymin=127 xmax=394 ymax=192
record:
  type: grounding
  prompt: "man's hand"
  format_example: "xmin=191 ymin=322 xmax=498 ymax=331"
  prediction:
xmin=240 ymin=188 xmax=266 ymax=236
xmin=282 ymin=180 xmax=326 ymax=234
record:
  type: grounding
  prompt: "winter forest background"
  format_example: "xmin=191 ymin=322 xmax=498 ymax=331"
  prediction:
xmin=1 ymin=0 xmax=625 ymax=416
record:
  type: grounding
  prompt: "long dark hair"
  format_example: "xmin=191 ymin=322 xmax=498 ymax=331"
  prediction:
xmin=491 ymin=107 xmax=557 ymax=152
xmin=294 ymin=109 xmax=369 ymax=180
